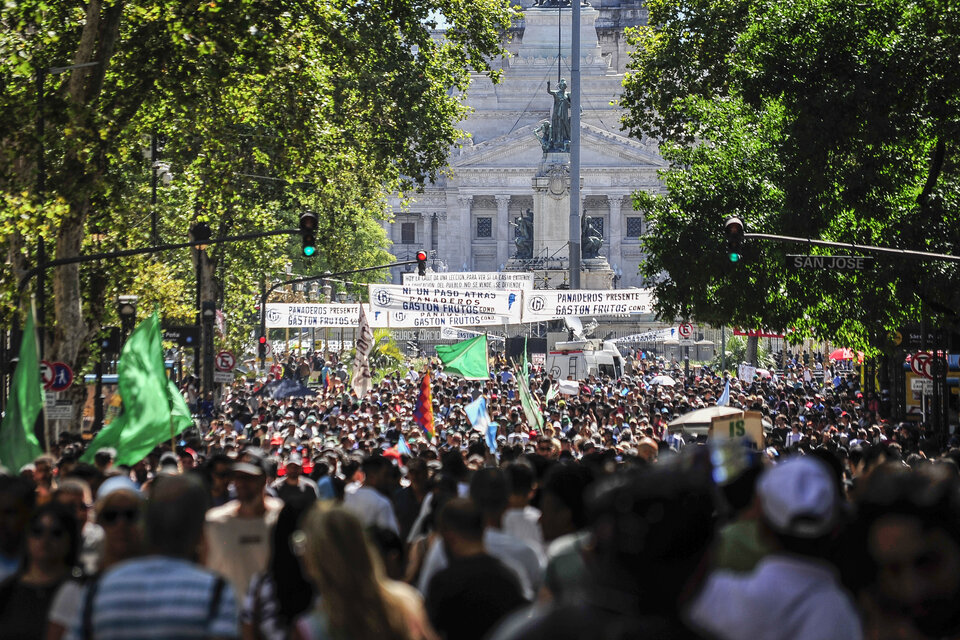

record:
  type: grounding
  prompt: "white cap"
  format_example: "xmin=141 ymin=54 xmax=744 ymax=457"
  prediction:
xmin=758 ymin=456 xmax=838 ymax=538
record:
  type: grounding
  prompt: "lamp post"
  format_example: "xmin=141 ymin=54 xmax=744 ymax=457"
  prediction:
xmin=190 ymin=222 xmax=211 ymax=379
xmin=117 ymin=295 xmax=138 ymax=346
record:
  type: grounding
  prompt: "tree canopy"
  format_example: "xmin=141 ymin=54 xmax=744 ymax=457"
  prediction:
xmin=620 ymin=0 xmax=960 ymax=349
xmin=0 ymin=0 xmax=516 ymax=375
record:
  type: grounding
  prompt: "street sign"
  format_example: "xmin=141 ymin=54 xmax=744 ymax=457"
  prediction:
xmin=49 ymin=362 xmax=74 ymax=392
xmin=40 ymin=361 xmax=55 ymax=390
xmin=911 ymin=352 xmax=934 ymax=380
xmin=213 ymin=371 xmax=234 ymax=384
xmin=785 ymin=255 xmax=874 ymax=271
xmin=215 ymin=351 xmax=236 ymax=372
xmin=911 ymin=378 xmax=934 ymax=395
xmin=46 ymin=401 xmax=73 ymax=420
xmin=900 ymin=324 xmax=945 ymax=349
xmin=678 ymin=323 xmax=693 ymax=339
xmin=162 ymin=325 xmax=200 ymax=347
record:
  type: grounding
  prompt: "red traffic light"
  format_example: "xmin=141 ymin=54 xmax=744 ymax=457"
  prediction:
xmin=258 ymin=335 xmax=267 ymax=345
xmin=416 ymin=250 xmax=427 ymax=261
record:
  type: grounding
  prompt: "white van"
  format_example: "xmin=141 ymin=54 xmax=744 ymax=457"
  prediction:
xmin=545 ymin=339 xmax=625 ymax=381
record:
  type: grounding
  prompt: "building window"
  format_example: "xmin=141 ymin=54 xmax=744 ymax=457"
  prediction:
xmin=476 ymin=217 xmax=492 ymax=238
xmin=591 ymin=217 xmax=604 ymax=237
xmin=626 ymin=217 xmax=644 ymax=237
xmin=400 ymin=222 xmax=415 ymax=244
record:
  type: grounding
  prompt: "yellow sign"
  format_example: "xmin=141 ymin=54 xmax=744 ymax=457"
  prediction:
xmin=709 ymin=410 xmax=765 ymax=450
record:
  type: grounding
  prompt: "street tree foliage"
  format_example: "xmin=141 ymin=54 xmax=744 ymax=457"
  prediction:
xmin=621 ymin=0 xmax=960 ymax=349
xmin=0 ymin=0 xmax=515 ymax=374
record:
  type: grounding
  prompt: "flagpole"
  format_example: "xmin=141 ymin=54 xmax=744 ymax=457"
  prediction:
xmin=31 ymin=299 xmax=51 ymax=455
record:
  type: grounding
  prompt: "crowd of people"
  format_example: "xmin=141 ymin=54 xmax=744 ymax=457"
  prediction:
xmin=1 ymin=349 xmax=959 ymax=639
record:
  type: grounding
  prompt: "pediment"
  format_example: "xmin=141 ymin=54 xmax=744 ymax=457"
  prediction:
xmin=451 ymin=122 xmax=665 ymax=170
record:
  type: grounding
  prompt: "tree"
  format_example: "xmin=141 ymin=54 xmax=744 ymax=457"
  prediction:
xmin=0 ymin=0 xmax=516 ymax=421
xmin=620 ymin=0 xmax=960 ymax=349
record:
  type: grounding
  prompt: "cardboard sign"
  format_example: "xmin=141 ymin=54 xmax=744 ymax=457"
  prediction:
xmin=709 ymin=410 xmax=765 ymax=450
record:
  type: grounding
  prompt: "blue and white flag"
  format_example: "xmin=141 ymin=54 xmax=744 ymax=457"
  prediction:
xmin=397 ymin=434 xmax=412 ymax=456
xmin=717 ymin=379 xmax=730 ymax=407
xmin=465 ymin=396 xmax=491 ymax=433
xmin=486 ymin=421 xmax=499 ymax=453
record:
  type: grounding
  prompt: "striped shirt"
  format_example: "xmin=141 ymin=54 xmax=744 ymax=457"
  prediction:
xmin=66 ymin=556 xmax=238 ymax=640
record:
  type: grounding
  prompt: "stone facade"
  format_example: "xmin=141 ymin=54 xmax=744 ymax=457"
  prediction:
xmin=385 ymin=1 xmax=663 ymax=289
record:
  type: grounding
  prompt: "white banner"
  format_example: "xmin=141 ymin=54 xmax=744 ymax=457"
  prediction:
xmin=439 ymin=327 xmax=506 ymax=342
xmin=521 ymin=289 xmax=653 ymax=322
xmin=402 ymin=271 xmax=534 ymax=290
xmin=369 ymin=284 xmax=524 ymax=323
xmin=380 ymin=310 xmax=503 ymax=328
xmin=264 ymin=304 xmax=389 ymax=329
xmin=614 ymin=328 xmax=677 ymax=343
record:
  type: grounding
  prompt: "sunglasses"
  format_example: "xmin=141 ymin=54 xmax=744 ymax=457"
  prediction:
xmin=29 ymin=525 xmax=66 ymax=539
xmin=99 ymin=508 xmax=140 ymax=525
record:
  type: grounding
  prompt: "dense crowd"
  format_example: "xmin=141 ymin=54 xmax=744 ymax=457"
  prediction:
xmin=1 ymin=350 xmax=959 ymax=639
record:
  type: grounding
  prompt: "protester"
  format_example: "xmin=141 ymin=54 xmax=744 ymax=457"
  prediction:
xmin=296 ymin=504 xmax=435 ymax=640
xmin=425 ymin=498 xmax=527 ymax=640
xmin=65 ymin=474 xmax=238 ymax=639
xmin=343 ymin=454 xmax=400 ymax=534
xmin=242 ymin=497 xmax=314 ymax=640
xmin=0 ymin=502 xmax=80 ymax=640
xmin=687 ymin=456 xmax=863 ymax=640
xmin=0 ymin=475 xmax=37 ymax=581
xmin=206 ymin=449 xmax=284 ymax=605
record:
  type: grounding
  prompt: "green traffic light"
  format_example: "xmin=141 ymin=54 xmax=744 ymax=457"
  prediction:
xmin=303 ymin=246 xmax=316 ymax=257
xmin=729 ymin=252 xmax=741 ymax=263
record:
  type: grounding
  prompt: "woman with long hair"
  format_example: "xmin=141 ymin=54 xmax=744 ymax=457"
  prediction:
xmin=0 ymin=502 xmax=81 ymax=640
xmin=294 ymin=505 xmax=436 ymax=640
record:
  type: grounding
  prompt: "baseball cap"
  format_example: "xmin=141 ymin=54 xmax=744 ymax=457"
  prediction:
xmin=286 ymin=452 xmax=303 ymax=467
xmin=157 ymin=452 xmax=181 ymax=477
xmin=97 ymin=475 xmax=142 ymax=502
xmin=233 ymin=448 xmax=268 ymax=476
xmin=757 ymin=456 xmax=838 ymax=538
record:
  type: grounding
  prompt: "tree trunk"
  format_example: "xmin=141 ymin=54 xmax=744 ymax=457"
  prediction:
xmin=746 ymin=335 xmax=759 ymax=367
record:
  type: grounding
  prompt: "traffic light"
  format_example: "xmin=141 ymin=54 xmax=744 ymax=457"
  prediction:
xmin=258 ymin=334 xmax=267 ymax=358
xmin=724 ymin=217 xmax=745 ymax=263
xmin=100 ymin=327 xmax=121 ymax=354
xmin=299 ymin=211 xmax=318 ymax=257
xmin=416 ymin=250 xmax=428 ymax=276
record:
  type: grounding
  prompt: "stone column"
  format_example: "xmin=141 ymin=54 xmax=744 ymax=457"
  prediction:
xmin=457 ymin=195 xmax=473 ymax=271
xmin=608 ymin=195 xmax=624 ymax=268
xmin=495 ymin=195 xmax=511 ymax=267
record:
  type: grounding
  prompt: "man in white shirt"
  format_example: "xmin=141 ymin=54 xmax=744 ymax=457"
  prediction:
xmin=686 ymin=456 xmax=862 ymax=640
xmin=502 ymin=462 xmax=544 ymax=554
xmin=205 ymin=449 xmax=283 ymax=604
xmin=343 ymin=454 xmax=400 ymax=534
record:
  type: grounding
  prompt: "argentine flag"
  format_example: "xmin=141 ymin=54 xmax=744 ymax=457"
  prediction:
xmin=465 ymin=396 xmax=491 ymax=433
xmin=717 ymin=379 xmax=731 ymax=407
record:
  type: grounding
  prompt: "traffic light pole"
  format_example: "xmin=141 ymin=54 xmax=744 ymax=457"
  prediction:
xmin=258 ymin=259 xmax=420 ymax=369
xmin=742 ymin=232 xmax=960 ymax=265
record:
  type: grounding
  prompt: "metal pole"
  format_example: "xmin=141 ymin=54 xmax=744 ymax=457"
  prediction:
xmin=721 ymin=326 xmax=727 ymax=373
xmin=568 ymin=0 xmax=581 ymax=289
xmin=195 ymin=249 xmax=202 ymax=378
xmin=93 ymin=358 xmax=104 ymax=431
xmin=35 ymin=67 xmax=46 ymax=358
xmin=150 ymin=133 xmax=158 ymax=245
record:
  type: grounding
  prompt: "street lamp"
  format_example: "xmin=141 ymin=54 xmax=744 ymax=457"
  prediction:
xmin=117 ymin=295 xmax=138 ymax=345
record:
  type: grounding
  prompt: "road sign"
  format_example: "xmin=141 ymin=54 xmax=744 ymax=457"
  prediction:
xmin=785 ymin=255 xmax=874 ymax=271
xmin=40 ymin=361 xmax=54 ymax=390
xmin=899 ymin=324 xmax=944 ymax=349
xmin=678 ymin=323 xmax=693 ymax=339
xmin=49 ymin=362 xmax=74 ymax=392
xmin=213 ymin=371 xmax=234 ymax=384
xmin=162 ymin=325 xmax=200 ymax=347
xmin=911 ymin=378 xmax=934 ymax=395
xmin=911 ymin=352 xmax=934 ymax=379
xmin=215 ymin=351 xmax=236 ymax=372
xmin=46 ymin=401 xmax=73 ymax=420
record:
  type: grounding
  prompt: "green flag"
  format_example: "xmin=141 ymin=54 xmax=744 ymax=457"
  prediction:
xmin=81 ymin=312 xmax=192 ymax=467
xmin=0 ymin=308 xmax=44 ymax=472
xmin=435 ymin=335 xmax=489 ymax=380
xmin=516 ymin=361 xmax=544 ymax=432
xmin=522 ymin=336 xmax=529 ymax=375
